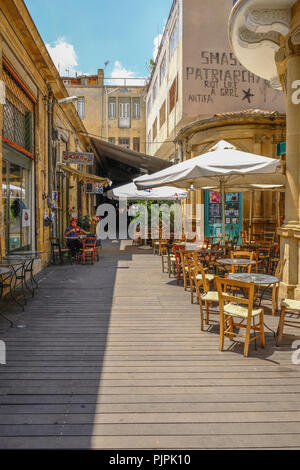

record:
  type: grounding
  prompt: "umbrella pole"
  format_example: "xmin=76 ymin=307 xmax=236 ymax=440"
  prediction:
xmin=249 ymin=191 xmax=253 ymax=243
xmin=221 ymin=180 xmax=226 ymax=243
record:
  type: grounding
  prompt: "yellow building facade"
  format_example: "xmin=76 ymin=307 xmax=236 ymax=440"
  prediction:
xmin=63 ymin=72 xmax=147 ymax=154
xmin=176 ymin=110 xmax=286 ymax=240
xmin=0 ymin=0 xmax=106 ymax=269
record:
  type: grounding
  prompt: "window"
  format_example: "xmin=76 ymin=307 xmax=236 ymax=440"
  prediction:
xmin=152 ymin=78 xmax=158 ymax=103
xmin=3 ymin=65 xmax=34 ymax=155
xmin=169 ymin=75 xmax=178 ymax=113
xmin=119 ymin=98 xmax=131 ymax=128
xmin=159 ymin=100 xmax=166 ymax=128
xmin=108 ymin=137 xmax=115 ymax=144
xmin=118 ymin=138 xmax=130 ymax=149
xmin=147 ymin=130 xmax=152 ymax=151
xmin=147 ymin=95 xmax=152 ymax=116
xmin=108 ymin=98 xmax=116 ymax=119
xmin=133 ymin=98 xmax=140 ymax=119
xmin=77 ymin=97 xmax=85 ymax=119
xmin=152 ymin=118 xmax=157 ymax=141
xmin=133 ymin=137 xmax=140 ymax=152
xmin=160 ymin=53 xmax=166 ymax=84
xmin=170 ymin=18 xmax=179 ymax=58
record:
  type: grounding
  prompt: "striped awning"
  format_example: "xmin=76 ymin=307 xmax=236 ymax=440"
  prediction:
xmin=57 ymin=163 xmax=111 ymax=187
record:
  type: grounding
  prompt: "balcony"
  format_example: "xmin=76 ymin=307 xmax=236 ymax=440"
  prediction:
xmin=228 ymin=0 xmax=297 ymax=90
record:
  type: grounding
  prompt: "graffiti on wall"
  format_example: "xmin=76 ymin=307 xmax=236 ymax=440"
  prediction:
xmin=185 ymin=50 xmax=277 ymax=107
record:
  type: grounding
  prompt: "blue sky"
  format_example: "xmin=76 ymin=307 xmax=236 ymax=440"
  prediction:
xmin=25 ymin=0 xmax=172 ymax=79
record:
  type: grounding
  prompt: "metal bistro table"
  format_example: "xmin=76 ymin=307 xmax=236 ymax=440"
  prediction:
xmin=216 ymin=258 xmax=256 ymax=272
xmin=0 ymin=258 xmax=27 ymax=311
xmin=228 ymin=272 xmax=279 ymax=337
xmin=0 ymin=266 xmax=14 ymax=326
xmin=6 ymin=251 xmax=44 ymax=296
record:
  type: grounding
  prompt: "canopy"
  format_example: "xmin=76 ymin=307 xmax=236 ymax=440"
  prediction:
xmin=134 ymin=140 xmax=285 ymax=190
xmin=57 ymin=163 xmax=111 ymax=187
xmin=106 ymin=182 xmax=188 ymax=200
xmin=134 ymin=140 xmax=285 ymax=240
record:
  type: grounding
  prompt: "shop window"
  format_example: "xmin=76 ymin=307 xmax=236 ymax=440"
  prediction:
xmin=2 ymin=158 xmax=32 ymax=253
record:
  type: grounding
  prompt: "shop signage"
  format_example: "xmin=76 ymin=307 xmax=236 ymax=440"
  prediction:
xmin=62 ymin=151 xmax=94 ymax=165
xmin=85 ymin=183 xmax=104 ymax=194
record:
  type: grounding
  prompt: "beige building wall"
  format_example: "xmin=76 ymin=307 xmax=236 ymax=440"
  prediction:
xmin=0 ymin=0 xmax=101 ymax=268
xmin=65 ymin=80 xmax=147 ymax=154
xmin=177 ymin=111 xmax=286 ymax=239
xmin=147 ymin=0 xmax=285 ymax=161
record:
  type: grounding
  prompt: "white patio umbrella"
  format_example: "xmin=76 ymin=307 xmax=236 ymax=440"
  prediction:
xmin=134 ymin=140 xmax=285 ymax=240
xmin=106 ymin=182 xmax=188 ymax=200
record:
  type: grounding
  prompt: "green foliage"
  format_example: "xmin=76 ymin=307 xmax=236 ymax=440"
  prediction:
xmin=77 ymin=215 xmax=90 ymax=231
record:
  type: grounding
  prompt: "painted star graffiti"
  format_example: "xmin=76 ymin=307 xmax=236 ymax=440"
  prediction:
xmin=242 ymin=88 xmax=254 ymax=103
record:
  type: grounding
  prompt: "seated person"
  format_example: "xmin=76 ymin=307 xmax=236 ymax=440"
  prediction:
xmin=65 ymin=218 xmax=87 ymax=257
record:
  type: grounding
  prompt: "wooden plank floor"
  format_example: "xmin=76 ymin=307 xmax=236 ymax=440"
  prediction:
xmin=0 ymin=240 xmax=300 ymax=449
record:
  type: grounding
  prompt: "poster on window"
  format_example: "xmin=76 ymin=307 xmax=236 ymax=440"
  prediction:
xmin=22 ymin=209 xmax=30 ymax=227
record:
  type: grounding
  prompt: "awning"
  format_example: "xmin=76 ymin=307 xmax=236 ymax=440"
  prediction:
xmin=57 ymin=163 xmax=111 ymax=187
xmin=91 ymin=138 xmax=171 ymax=176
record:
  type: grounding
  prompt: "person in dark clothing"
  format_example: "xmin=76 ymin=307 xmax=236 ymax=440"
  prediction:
xmin=65 ymin=218 xmax=87 ymax=257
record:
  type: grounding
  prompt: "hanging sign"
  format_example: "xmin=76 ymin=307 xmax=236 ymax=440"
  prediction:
xmin=85 ymin=183 xmax=104 ymax=194
xmin=62 ymin=151 xmax=94 ymax=165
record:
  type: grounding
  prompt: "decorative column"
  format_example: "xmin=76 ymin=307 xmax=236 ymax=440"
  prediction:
xmin=276 ymin=3 xmax=300 ymax=298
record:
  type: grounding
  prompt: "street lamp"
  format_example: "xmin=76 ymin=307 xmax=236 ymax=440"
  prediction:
xmin=57 ymin=96 xmax=78 ymax=105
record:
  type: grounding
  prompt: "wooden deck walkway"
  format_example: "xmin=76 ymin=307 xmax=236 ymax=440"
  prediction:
xmin=0 ymin=240 xmax=300 ymax=449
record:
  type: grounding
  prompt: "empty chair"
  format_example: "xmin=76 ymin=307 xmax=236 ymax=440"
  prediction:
xmin=276 ymin=299 xmax=300 ymax=346
xmin=50 ymin=237 xmax=71 ymax=265
xmin=231 ymin=250 xmax=255 ymax=273
xmin=80 ymin=237 xmax=97 ymax=264
xmin=216 ymin=276 xmax=265 ymax=357
xmin=192 ymin=265 xmax=220 ymax=330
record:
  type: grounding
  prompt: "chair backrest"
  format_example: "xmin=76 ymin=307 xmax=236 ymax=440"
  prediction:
xmin=159 ymin=240 xmax=169 ymax=256
xmin=230 ymin=250 xmax=254 ymax=273
xmin=83 ymin=237 xmax=97 ymax=249
xmin=240 ymin=230 xmax=249 ymax=244
xmin=215 ymin=276 xmax=255 ymax=318
xmin=275 ymin=259 xmax=286 ymax=281
xmin=50 ymin=237 xmax=60 ymax=247
xmin=192 ymin=263 xmax=209 ymax=294
xmin=231 ymin=250 xmax=254 ymax=259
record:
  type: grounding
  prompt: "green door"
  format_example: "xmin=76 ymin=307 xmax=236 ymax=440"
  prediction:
xmin=204 ymin=190 xmax=242 ymax=243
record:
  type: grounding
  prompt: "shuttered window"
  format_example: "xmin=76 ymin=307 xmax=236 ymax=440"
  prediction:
xmin=169 ymin=75 xmax=178 ymax=113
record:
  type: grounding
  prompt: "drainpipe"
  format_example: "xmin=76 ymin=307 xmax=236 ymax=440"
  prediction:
xmin=47 ymin=87 xmax=54 ymax=235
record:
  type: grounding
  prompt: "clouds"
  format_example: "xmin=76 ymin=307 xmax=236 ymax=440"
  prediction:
xmin=46 ymin=37 xmax=80 ymax=76
xmin=153 ymin=34 xmax=162 ymax=61
xmin=108 ymin=61 xmax=146 ymax=86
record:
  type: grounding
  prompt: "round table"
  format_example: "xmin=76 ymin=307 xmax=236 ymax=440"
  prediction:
xmin=217 ymin=258 xmax=256 ymax=267
xmin=5 ymin=252 xmax=43 ymax=294
xmin=228 ymin=272 xmax=279 ymax=337
xmin=228 ymin=273 xmax=279 ymax=285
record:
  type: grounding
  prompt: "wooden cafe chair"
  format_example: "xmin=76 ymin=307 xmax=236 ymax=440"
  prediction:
xmin=216 ymin=276 xmax=265 ymax=358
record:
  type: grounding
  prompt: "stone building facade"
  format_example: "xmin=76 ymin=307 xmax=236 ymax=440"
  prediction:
xmin=146 ymin=0 xmax=285 ymax=161
xmin=0 ymin=0 xmax=106 ymax=268
xmin=63 ymin=72 xmax=147 ymax=154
